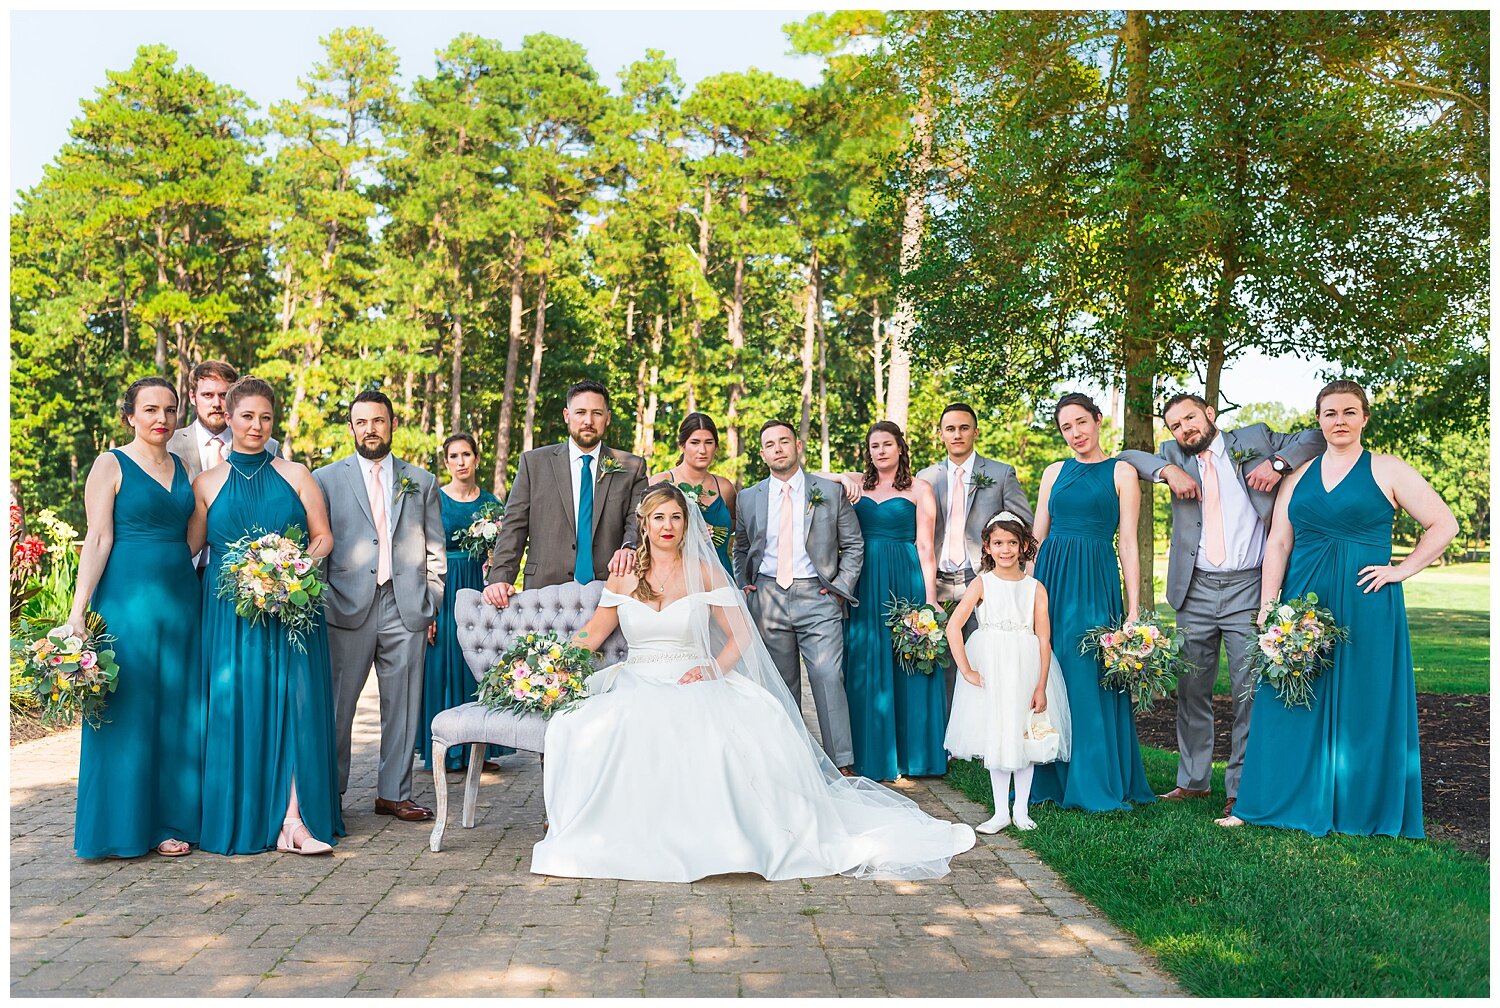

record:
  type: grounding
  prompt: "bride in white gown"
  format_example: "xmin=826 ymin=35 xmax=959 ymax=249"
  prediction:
xmin=532 ymin=484 xmax=976 ymax=883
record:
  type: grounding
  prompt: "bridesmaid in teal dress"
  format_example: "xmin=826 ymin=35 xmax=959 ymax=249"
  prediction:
xmin=69 ymin=378 xmax=203 ymax=858
xmin=1221 ymin=380 xmax=1456 ymax=837
xmin=188 ymin=377 xmax=345 ymax=856
xmin=844 ymin=422 xmax=948 ymax=780
xmin=1030 ymin=393 xmax=1155 ymax=812
xmin=651 ymin=413 xmax=737 ymax=576
xmin=418 ymin=433 xmax=509 ymax=772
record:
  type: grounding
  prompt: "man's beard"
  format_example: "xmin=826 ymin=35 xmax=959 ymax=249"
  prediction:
xmin=1179 ymin=424 xmax=1218 ymax=455
xmin=356 ymin=439 xmax=392 ymax=461
xmin=570 ymin=428 xmax=602 ymax=450
xmin=201 ymin=415 xmax=227 ymax=435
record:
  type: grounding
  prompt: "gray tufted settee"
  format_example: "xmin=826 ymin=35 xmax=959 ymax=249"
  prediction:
xmin=428 ymin=580 xmax=626 ymax=852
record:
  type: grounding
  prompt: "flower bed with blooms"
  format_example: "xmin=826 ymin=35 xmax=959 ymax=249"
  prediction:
xmin=1245 ymin=593 xmax=1350 ymax=709
xmin=216 ymin=526 xmax=326 ymax=651
xmin=477 ymin=631 xmax=597 ymax=718
xmin=1080 ymin=610 xmax=1191 ymax=713
xmin=886 ymin=595 xmax=949 ymax=675
xmin=455 ymin=501 xmax=506 ymax=560
xmin=11 ymin=613 xmax=119 ymax=728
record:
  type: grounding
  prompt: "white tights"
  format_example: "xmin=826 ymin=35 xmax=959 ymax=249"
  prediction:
xmin=980 ymin=764 xmax=1036 ymax=832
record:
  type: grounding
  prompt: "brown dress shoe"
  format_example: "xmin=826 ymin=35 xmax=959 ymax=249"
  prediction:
xmin=838 ymin=766 xmax=857 ymax=778
xmin=1222 ymin=797 xmax=1236 ymax=818
xmin=374 ymin=798 xmax=434 ymax=822
xmin=1158 ymin=787 xmax=1211 ymax=801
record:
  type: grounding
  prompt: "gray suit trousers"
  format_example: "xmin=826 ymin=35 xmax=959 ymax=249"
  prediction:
xmin=1173 ymin=568 xmax=1260 ymax=796
xmin=935 ymin=569 xmax=978 ymax=715
xmin=327 ymin=583 xmax=426 ymax=802
xmin=748 ymin=575 xmax=854 ymax=767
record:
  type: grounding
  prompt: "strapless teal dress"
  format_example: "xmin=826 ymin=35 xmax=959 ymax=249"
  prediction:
xmin=845 ymin=496 xmax=949 ymax=779
xmin=74 ymin=450 xmax=204 ymax=858
xmin=1030 ymin=459 xmax=1154 ymax=812
xmin=419 ymin=490 xmax=510 ymax=771
xmin=199 ymin=450 xmax=345 ymax=854
xmin=1234 ymin=451 xmax=1423 ymax=838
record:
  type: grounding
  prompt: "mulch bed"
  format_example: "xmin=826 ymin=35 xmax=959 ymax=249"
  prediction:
xmin=1135 ymin=693 xmax=1490 ymax=860
xmin=9 ymin=709 xmax=75 ymax=746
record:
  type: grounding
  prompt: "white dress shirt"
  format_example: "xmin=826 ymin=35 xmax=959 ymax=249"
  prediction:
xmin=355 ymin=452 xmax=396 ymax=519
xmin=194 ymin=420 xmax=230 ymax=474
xmin=759 ymin=469 xmax=818 ymax=579
xmin=1195 ymin=432 xmax=1265 ymax=572
xmin=567 ymin=441 xmax=602 ymax=525
xmin=939 ymin=452 xmax=977 ymax=574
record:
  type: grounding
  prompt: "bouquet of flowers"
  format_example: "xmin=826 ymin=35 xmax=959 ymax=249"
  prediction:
xmin=455 ymin=501 xmax=506 ymax=560
xmin=477 ymin=631 xmax=597 ymax=718
xmin=675 ymin=482 xmax=729 ymax=547
xmin=886 ymin=595 xmax=949 ymax=676
xmin=1245 ymin=593 xmax=1350 ymax=709
xmin=1080 ymin=611 xmax=1190 ymax=713
xmin=216 ymin=526 xmax=326 ymax=651
xmin=11 ymin=613 xmax=120 ymax=728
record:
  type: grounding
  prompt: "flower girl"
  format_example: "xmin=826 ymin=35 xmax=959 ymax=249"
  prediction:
xmin=944 ymin=512 xmax=1071 ymax=832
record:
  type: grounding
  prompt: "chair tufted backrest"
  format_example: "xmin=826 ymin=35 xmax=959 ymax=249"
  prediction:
xmin=455 ymin=581 xmax=628 ymax=683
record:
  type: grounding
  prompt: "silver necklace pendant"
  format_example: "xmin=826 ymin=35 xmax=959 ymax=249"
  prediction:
xmin=230 ymin=457 xmax=269 ymax=480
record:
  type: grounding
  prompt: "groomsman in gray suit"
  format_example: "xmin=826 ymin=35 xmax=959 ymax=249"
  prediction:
xmin=1120 ymin=392 xmax=1324 ymax=817
xmin=315 ymin=390 xmax=446 ymax=823
xmin=482 ymin=379 xmax=648 ymax=608
xmin=915 ymin=402 xmax=1032 ymax=709
xmin=733 ymin=420 xmax=864 ymax=773
xmin=167 ymin=360 xmax=280 ymax=573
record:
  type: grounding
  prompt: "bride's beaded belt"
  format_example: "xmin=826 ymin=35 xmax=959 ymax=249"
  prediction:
xmin=979 ymin=619 xmax=1031 ymax=633
xmin=629 ymin=651 xmax=709 ymax=665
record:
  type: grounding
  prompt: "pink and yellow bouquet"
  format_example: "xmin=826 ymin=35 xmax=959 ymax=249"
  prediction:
xmin=12 ymin=613 xmax=120 ymax=728
xmin=886 ymin=595 xmax=949 ymax=676
xmin=216 ymin=526 xmax=325 ymax=651
xmin=1245 ymin=593 xmax=1350 ymax=709
xmin=1080 ymin=611 xmax=1190 ymax=713
xmin=455 ymin=501 xmax=506 ymax=561
xmin=478 ymin=631 xmax=597 ymax=718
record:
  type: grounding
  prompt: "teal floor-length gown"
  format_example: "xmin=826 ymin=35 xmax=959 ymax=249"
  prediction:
xmin=1234 ymin=451 xmax=1423 ymax=838
xmin=1030 ymin=459 xmax=1155 ymax=812
xmin=845 ymin=496 xmax=948 ymax=780
xmin=701 ymin=493 xmax=734 ymax=576
xmin=199 ymin=450 xmax=345 ymax=854
xmin=75 ymin=450 xmax=204 ymax=858
xmin=419 ymin=490 xmax=510 ymax=772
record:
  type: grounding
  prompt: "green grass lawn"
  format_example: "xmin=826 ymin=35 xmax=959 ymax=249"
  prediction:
xmin=947 ymin=750 xmax=1489 ymax=997
xmin=1153 ymin=560 xmax=1489 ymax=695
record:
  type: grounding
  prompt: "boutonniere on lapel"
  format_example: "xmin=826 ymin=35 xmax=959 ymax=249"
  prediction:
xmin=1228 ymin=447 xmax=1259 ymax=467
xmin=805 ymin=486 xmax=828 ymax=515
xmin=395 ymin=475 xmax=420 ymax=498
xmin=597 ymin=457 xmax=624 ymax=481
xmin=970 ymin=470 xmax=996 ymax=490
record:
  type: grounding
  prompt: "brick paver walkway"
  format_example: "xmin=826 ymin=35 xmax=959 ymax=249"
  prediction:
xmin=11 ymin=679 xmax=1181 ymax=997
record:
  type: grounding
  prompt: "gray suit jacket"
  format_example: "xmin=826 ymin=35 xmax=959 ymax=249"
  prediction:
xmin=732 ymin=471 xmax=865 ymax=605
xmin=916 ymin=453 xmax=1033 ymax=571
xmin=1119 ymin=423 xmax=1325 ymax=609
xmin=313 ymin=454 xmax=446 ymax=632
xmin=486 ymin=442 xmax=649 ymax=592
xmin=168 ymin=424 xmax=281 ymax=480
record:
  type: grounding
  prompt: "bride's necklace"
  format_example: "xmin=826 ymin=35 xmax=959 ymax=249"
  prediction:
xmin=229 ymin=453 xmax=269 ymax=480
xmin=647 ymin=563 xmax=682 ymax=596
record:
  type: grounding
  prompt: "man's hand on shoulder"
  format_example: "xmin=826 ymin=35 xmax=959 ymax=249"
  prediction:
xmin=607 ymin=547 xmax=636 ymax=577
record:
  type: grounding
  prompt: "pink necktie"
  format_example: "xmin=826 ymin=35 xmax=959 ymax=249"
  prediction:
xmin=209 ymin=436 xmax=228 ymax=465
xmin=776 ymin=482 xmax=795 ymax=590
xmin=945 ymin=468 xmax=967 ymax=566
xmin=369 ymin=464 xmax=392 ymax=585
xmin=1201 ymin=448 xmax=1226 ymax=567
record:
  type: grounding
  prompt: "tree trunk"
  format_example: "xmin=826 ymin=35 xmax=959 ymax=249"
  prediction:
xmin=152 ymin=227 xmax=169 ymax=377
xmin=817 ymin=267 xmax=830 ymax=472
xmin=450 ymin=308 xmax=465 ymax=435
xmin=886 ymin=80 xmax=934 ymax=429
xmin=423 ymin=367 xmax=438 ymax=437
xmin=725 ymin=185 xmax=748 ymax=465
xmin=522 ymin=226 xmax=554 ymax=454
xmin=872 ymin=298 xmax=884 ymax=409
xmin=493 ymin=241 xmax=526 ymax=494
xmin=1122 ymin=9 xmax=1159 ymax=607
xmin=798 ymin=248 xmax=818 ymax=444
xmin=642 ymin=313 xmax=665 ymax=462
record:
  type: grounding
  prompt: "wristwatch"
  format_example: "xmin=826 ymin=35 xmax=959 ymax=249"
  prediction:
xmin=1270 ymin=456 xmax=1292 ymax=473
xmin=622 ymin=541 xmax=637 ymax=551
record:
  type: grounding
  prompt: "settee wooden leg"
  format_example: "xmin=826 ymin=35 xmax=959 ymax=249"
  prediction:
xmin=430 ymin=744 xmax=450 ymax=852
xmin=461 ymin=744 xmax=484 ymax=828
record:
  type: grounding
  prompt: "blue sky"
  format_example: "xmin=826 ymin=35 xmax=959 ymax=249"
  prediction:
xmin=9 ymin=9 xmax=1328 ymax=410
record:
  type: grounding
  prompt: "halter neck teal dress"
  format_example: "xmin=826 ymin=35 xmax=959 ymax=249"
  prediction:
xmin=74 ymin=450 xmax=204 ymax=858
xmin=844 ymin=495 xmax=949 ymax=780
xmin=1234 ymin=451 xmax=1423 ymax=838
xmin=199 ymin=450 xmax=345 ymax=854
xmin=419 ymin=489 xmax=510 ymax=772
xmin=1029 ymin=458 xmax=1154 ymax=811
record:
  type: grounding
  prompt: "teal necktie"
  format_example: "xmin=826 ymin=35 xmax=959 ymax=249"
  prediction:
xmin=575 ymin=454 xmax=594 ymax=583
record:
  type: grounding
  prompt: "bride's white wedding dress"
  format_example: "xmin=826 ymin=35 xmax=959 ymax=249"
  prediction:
xmin=531 ymin=586 xmax=976 ymax=882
